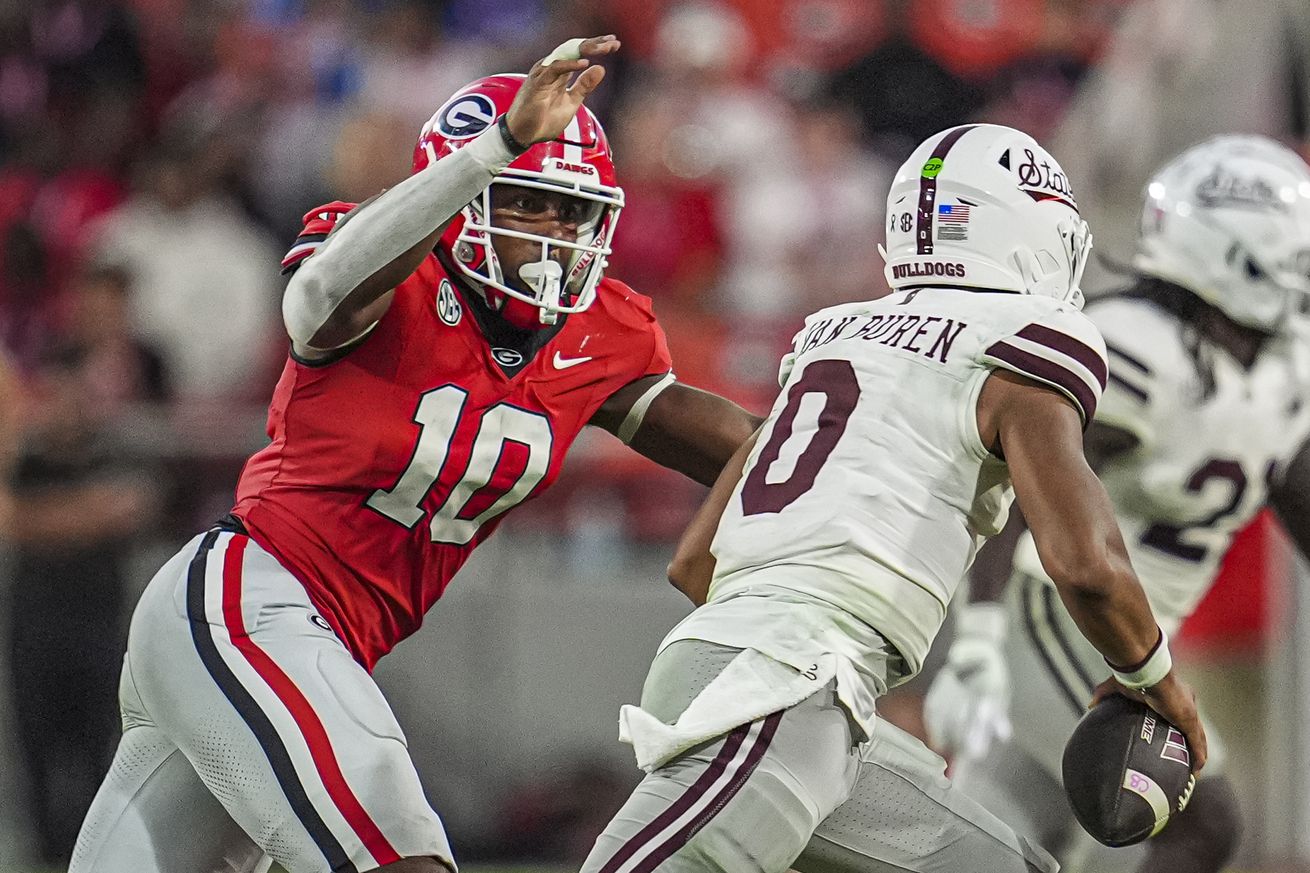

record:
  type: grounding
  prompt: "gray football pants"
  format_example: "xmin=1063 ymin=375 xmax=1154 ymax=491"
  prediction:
xmin=580 ymin=640 xmax=1057 ymax=873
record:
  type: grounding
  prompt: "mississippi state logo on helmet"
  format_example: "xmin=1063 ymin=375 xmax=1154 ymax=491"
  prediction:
xmin=414 ymin=74 xmax=624 ymax=329
xmin=882 ymin=124 xmax=1092 ymax=309
xmin=1134 ymin=135 xmax=1310 ymax=333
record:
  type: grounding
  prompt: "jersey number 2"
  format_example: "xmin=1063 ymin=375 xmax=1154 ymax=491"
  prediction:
xmin=366 ymin=385 xmax=553 ymax=545
xmin=740 ymin=359 xmax=861 ymax=515
xmin=1139 ymin=458 xmax=1248 ymax=563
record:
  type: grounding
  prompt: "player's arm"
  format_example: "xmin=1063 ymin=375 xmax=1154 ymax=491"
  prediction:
xmin=8 ymin=477 xmax=158 ymax=544
xmin=283 ymin=35 xmax=619 ymax=356
xmin=981 ymin=370 xmax=1206 ymax=767
xmin=0 ymin=351 xmax=20 ymax=473
xmin=925 ymin=417 xmax=1141 ymax=757
xmin=966 ymin=420 xmax=1141 ymax=603
xmin=665 ymin=428 xmax=760 ymax=604
xmin=590 ymin=375 xmax=763 ymax=487
xmin=1268 ymin=433 xmax=1310 ymax=559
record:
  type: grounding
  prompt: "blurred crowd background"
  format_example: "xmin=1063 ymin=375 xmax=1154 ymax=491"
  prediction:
xmin=1 ymin=0 xmax=1310 ymax=869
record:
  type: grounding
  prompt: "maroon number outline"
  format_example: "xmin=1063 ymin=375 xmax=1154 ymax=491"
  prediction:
xmin=740 ymin=359 xmax=861 ymax=515
xmin=1139 ymin=458 xmax=1248 ymax=563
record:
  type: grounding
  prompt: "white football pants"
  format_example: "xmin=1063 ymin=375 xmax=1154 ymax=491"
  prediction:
xmin=69 ymin=527 xmax=453 ymax=873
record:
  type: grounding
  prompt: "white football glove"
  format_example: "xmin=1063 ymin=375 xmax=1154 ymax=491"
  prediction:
xmin=924 ymin=602 xmax=1012 ymax=761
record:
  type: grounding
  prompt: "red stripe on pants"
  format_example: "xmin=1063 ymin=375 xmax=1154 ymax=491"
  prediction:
xmin=221 ymin=535 xmax=401 ymax=866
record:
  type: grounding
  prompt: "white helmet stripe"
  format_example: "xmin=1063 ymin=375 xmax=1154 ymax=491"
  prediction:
xmin=563 ymin=115 xmax=583 ymax=164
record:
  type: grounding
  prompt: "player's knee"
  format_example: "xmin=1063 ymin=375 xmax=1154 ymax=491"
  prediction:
xmin=950 ymin=829 xmax=1059 ymax=873
xmin=1149 ymin=775 xmax=1242 ymax=868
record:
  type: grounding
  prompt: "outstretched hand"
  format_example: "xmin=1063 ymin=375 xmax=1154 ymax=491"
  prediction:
xmin=505 ymin=35 xmax=620 ymax=147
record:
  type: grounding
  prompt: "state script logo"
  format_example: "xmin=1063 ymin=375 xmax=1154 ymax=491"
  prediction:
xmin=1195 ymin=167 xmax=1285 ymax=212
xmin=553 ymin=351 xmax=592 ymax=369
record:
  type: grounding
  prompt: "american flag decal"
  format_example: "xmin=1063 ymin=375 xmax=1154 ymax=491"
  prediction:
xmin=938 ymin=203 xmax=971 ymax=223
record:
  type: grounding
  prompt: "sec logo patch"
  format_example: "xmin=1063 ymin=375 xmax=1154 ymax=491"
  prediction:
xmin=437 ymin=279 xmax=462 ymax=326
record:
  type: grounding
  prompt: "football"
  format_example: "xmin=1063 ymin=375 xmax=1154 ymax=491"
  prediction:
xmin=1061 ymin=695 xmax=1197 ymax=847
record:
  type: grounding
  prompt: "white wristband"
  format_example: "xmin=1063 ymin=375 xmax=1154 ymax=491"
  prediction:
xmin=1109 ymin=627 xmax=1173 ymax=690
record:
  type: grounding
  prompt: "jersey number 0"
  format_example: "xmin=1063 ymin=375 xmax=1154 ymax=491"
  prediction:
xmin=366 ymin=385 xmax=553 ymax=545
xmin=741 ymin=359 xmax=861 ymax=515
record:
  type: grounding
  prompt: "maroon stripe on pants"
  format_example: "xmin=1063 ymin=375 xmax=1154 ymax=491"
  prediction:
xmin=917 ymin=126 xmax=977 ymax=254
xmin=597 ymin=721 xmax=754 ymax=873
xmin=632 ymin=711 xmax=784 ymax=873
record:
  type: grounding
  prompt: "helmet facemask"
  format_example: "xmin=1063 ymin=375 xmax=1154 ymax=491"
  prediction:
xmin=1013 ymin=214 xmax=1093 ymax=308
xmin=453 ymin=173 xmax=623 ymax=326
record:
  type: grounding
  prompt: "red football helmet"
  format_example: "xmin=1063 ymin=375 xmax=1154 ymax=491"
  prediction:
xmin=414 ymin=74 xmax=624 ymax=328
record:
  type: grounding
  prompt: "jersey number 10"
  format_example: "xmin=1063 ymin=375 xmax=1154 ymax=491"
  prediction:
xmin=365 ymin=385 xmax=553 ymax=545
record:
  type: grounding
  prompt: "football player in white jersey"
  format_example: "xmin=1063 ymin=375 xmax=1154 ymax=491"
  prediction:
xmin=924 ymin=135 xmax=1310 ymax=873
xmin=578 ymin=124 xmax=1205 ymax=873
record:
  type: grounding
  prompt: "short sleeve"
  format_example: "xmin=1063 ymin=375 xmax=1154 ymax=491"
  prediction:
xmin=777 ymin=325 xmax=806 ymax=387
xmin=1096 ymin=334 xmax=1163 ymax=445
xmin=1083 ymin=299 xmax=1189 ymax=447
xmin=280 ymin=201 xmax=358 ymax=274
xmin=643 ymin=313 xmax=673 ymax=379
xmin=601 ymin=279 xmax=673 ymax=381
xmin=980 ymin=306 xmax=1109 ymax=427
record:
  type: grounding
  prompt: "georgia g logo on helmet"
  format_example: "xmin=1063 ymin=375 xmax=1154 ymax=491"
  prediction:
xmin=434 ymin=93 xmax=497 ymax=140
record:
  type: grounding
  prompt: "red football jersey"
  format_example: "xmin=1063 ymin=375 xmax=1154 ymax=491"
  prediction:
xmin=233 ymin=209 xmax=671 ymax=669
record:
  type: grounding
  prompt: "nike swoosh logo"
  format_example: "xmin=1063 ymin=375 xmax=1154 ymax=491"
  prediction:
xmin=553 ymin=352 xmax=592 ymax=369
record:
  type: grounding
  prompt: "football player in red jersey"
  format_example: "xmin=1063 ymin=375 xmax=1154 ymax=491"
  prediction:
xmin=70 ymin=36 xmax=759 ymax=873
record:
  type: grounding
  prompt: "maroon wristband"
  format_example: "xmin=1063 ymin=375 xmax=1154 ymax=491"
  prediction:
xmin=1106 ymin=626 xmax=1164 ymax=674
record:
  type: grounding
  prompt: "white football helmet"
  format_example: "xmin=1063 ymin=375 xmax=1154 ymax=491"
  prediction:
xmin=882 ymin=124 xmax=1091 ymax=308
xmin=1133 ymin=135 xmax=1310 ymax=333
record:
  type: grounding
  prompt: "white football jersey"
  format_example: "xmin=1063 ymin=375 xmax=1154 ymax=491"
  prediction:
xmin=705 ymin=287 xmax=1108 ymax=676
xmin=1014 ymin=295 xmax=1310 ymax=631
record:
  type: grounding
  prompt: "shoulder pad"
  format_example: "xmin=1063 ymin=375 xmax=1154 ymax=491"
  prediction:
xmin=281 ymin=200 xmax=358 ymax=274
